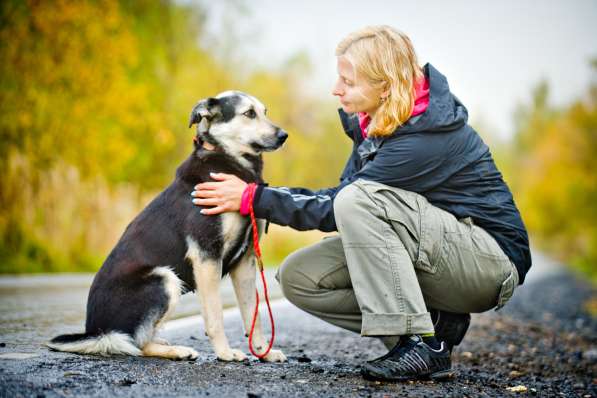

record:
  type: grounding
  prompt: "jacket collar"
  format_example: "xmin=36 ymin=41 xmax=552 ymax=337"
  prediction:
xmin=338 ymin=108 xmax=361 ymax=142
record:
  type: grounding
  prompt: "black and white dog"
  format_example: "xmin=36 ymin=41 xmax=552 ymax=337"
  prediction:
xmin=47 ymin=91 xmax=287 ymax=362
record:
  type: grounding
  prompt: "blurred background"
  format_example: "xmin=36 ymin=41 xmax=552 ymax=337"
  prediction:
xmin=0 ymin=0 xmax=595 ymax=283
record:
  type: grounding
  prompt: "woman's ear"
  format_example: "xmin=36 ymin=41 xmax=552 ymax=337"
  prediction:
xmin=380 ymin=81 xmax=391 ymax=100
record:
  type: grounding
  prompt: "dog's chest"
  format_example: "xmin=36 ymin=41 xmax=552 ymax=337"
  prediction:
xmin=220 ymin=212 xmax=249 ymax=255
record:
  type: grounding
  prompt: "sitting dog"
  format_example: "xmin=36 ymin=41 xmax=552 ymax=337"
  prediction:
xmin=47 ymin=91 xmax=288 ymax=362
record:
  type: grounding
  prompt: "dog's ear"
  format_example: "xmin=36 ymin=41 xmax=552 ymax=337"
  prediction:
xmin=188 ymin=97 xmax=220 ymax=128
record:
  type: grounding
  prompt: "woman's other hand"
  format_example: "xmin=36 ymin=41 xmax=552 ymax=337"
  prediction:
xmin=191 ymin=173 xmax=247 ymax=215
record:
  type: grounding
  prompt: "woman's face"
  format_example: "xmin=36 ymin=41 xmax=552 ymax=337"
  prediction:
xmin=332 ymin=55 xmax=384 ymax=116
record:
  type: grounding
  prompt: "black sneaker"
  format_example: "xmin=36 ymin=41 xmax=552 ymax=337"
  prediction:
xmin=361 ymin=335 xmax=454 ymax=382
xmin=430 ymin=308 xmax=470 ymax=351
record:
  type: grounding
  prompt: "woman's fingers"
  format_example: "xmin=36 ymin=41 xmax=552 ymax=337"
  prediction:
xmin=209 ymin=172 xmax=232 ymax=181
xmin=199 ymin=205 xmax=227 ymax=215
xmin=191 ymin=189 xmax=218 ymax=198
xmin=194 ymin=182 xmax=218 ymax=190
xmin=192 ymin=198 xmax=220 ymax=206
xmin=193 ymin=173 xmax=234 ymax=190
xmin=190 ymin=173 xmax=245 ymax=214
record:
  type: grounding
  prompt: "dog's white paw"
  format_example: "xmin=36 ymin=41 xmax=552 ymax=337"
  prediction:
xmin=216 ymin=348 xmax=247 ymax=362
xmin=261 ymin=349 xmax=287 ymax=363
xmin=153 ymin=337 xmax=170 ymax=345
xmin=170 ymin=346 xmax=199 ymax=361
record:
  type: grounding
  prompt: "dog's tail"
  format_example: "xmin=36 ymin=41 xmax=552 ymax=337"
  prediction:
xmin=45 ymin=332 xmax=142 ymax=356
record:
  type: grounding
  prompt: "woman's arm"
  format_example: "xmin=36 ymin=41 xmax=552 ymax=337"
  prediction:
xmin=192 ymin=173 xmax=343 ymax=231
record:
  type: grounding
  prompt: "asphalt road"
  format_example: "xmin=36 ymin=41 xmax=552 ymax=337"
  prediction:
xmin=0 ymin=252 xmax=595 ymax=397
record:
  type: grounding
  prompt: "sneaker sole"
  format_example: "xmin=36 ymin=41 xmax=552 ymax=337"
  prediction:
xmin=430 ymin=369 xmax=458 ymax=380
xmin=361 ymin=367 xmax=458 ymax=382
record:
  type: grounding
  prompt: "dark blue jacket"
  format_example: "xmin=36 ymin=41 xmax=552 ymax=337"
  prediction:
xmin=254 ymin=63 xmax=532 ymax=284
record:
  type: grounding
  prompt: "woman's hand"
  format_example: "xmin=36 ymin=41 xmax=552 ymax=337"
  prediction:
xmin=191 ymin=173 xmax=247 ymax=215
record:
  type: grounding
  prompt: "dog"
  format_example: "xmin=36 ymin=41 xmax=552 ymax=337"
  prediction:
xmin=46 ymin=91 xmax=288 ymax=363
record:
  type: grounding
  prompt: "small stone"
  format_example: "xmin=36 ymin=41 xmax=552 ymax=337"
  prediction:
xmin=247 ymin=393 xmax=260 ymax=398
xmin=582 ymin=348 xmax=597 ymax=361
xmin=63 ymin=371 xmax=84 ymax=377
xmin=506 ymin=385 xmax=528 ymax=393
xmin=297 ymin=355 xmax=312 ymax=363
xmin=509 ymin=370 xmax=524 ymax=378
xmin=279 ymin=375 xmax=286 ymax=379
xmin=0 ymin=343 xmax=6 ymax=347
xmin=461 ymin=351 xmax=473 ymax=359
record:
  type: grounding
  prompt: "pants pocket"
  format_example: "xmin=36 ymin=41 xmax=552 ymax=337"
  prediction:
xmin=495 ymin=270 xmax=516 ymax=310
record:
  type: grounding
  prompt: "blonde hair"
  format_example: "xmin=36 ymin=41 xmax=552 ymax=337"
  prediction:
xmin=335 ymin=25 xmax=423 ymax=137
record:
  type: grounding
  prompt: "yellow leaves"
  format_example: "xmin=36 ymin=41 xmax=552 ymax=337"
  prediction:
xmin=0 ymin=1 xmax=345 ymax=272
xmin=510 ymin=80 xmax=597 ymax=280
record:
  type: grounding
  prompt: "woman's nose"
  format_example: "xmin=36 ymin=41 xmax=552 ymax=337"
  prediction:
xmin=332 ymin=79 xmax=343 ymax=97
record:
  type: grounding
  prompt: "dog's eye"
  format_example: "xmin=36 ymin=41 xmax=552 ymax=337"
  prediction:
xmin=243 ymin=109 xmax=257 ymax=119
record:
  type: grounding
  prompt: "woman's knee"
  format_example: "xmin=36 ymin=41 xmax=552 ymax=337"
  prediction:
xmin=333 ymin=182 xmax=372 ymax=221
xmin=276 ymin=249 xmax=315 ymax=304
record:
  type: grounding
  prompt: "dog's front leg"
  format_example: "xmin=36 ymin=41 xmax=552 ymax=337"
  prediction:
xmin=193 ymin=259 xmax=246 ymax=361
xmin=230 ymin=251 xmax=287 ymax=363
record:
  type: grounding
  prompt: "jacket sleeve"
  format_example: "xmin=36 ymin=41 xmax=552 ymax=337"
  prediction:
xmin=252 ymin=149 xmax=359 ymax=232
xmin=252 ymin=135 xmax=465 ymax=232
xmin=252 ymin=185 xmax=341 ymax=232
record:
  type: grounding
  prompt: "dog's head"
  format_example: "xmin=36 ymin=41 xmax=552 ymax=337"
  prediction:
xmin=188 ymin=91 xmax=288 ymax=157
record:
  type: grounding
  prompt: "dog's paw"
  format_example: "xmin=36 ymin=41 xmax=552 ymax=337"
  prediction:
xmin=153 ymin=337 xmax=170 ymax=346
xmin=216 ymin=348 xmax=247 ymax=362
xmin=261 ymin=349 xmax=287 ymax=363
xmin=170 ymin=346 xmax=199 ymax=361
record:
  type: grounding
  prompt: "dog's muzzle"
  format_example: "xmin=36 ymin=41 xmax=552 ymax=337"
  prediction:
xmin=276 ymin=129 xmax=288 ymax=145
xmin=251 ymin=128 xmax=288 ymax=152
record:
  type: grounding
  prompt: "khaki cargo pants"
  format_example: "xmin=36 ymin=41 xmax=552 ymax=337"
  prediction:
xmin=276 ymin=179 xmax=518 ymax=338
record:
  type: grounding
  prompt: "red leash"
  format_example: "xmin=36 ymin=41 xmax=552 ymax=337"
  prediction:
xmin=245 ymin=183 xmax=275 ymax=359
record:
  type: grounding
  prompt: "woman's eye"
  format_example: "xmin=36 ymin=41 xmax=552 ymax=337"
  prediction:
xmin=343 ymin=79 xmax=353 ymax=86
xmin=243 ymin=109 xmax=257 ymax=119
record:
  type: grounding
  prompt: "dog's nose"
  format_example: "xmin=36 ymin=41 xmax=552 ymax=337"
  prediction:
xmin=276 ymin=129 xmax=288 ymax=142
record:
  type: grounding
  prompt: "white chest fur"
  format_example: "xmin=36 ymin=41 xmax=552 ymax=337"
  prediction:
xmin=220 ymin=212 xmax=246 ymax=254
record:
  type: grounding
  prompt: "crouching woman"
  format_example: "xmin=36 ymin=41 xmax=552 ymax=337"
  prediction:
xmin=191 ymin=25 xmax=531 ymax=382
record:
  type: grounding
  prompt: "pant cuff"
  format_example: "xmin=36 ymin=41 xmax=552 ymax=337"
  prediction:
xmin=361 ymin=312 xmax=434 ymax=336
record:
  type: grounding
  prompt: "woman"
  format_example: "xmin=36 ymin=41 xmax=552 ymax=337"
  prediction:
xmin=191 ymin=25 xmax=531 ymax=381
